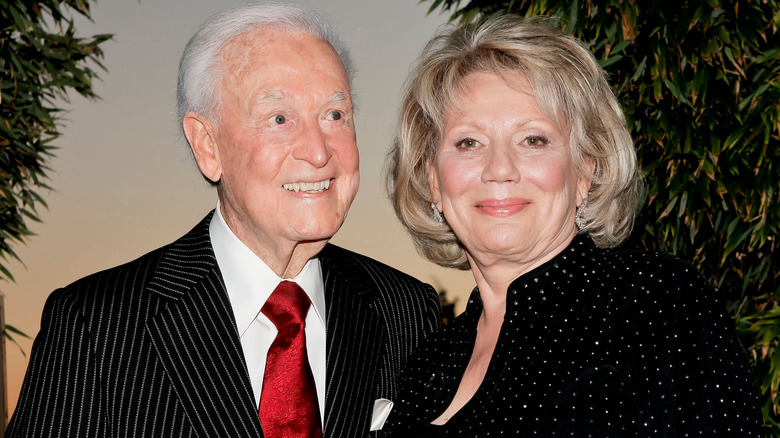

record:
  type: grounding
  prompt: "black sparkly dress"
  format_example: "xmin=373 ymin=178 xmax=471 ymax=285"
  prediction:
xmin=381 ymin=235 xmax=763 ymax=437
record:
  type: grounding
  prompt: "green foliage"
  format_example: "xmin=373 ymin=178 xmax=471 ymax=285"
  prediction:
xmin=424 ymin=0 xmax=780 ymax=433
xmin=0 ymin=0 xmax=111 ymax=281
xmin=4 ymin=323 xmax=31 ymax=357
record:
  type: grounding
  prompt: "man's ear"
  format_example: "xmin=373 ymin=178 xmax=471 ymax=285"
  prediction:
xmin=426 ymin=159 xmax=441 ymax=209
xmin=182 ymin=112 xmax=222 ymax=183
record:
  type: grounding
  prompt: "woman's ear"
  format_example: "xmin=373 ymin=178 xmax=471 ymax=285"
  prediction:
xmin=427 ymin=159 xmax=441 ymax=209
xmin=577 ymin=158 xmax=596 ymax=204
xmin=182 ymin=112 xmax=222 ymax=183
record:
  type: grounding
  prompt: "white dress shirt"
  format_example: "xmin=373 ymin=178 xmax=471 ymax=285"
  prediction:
xmin=209 ymin=205 xmax=327 ymax=420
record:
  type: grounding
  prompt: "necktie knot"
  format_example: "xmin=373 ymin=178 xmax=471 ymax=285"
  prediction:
xmin=262 ymin=281 xmax=311 ymax=329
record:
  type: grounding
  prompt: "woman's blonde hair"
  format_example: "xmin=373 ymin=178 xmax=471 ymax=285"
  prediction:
xmin=386 ymin=14 xmax=641 ymax=270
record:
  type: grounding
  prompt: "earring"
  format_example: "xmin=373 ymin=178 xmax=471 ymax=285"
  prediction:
xmin=575 ymin=199 xmax=588 ymax=231
xmin=431 ymin=203 xmax=444 ymax=223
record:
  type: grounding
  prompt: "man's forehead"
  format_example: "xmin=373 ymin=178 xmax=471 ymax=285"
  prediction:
xmin=221 ymin=27 xmax=333 ymax=61
xmin=220 ymin=28 xmax=344 ymax=75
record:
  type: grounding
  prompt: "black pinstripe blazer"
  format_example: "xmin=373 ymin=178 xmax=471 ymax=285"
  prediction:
xmin=7 ymin=212 xmax=441 ymax=437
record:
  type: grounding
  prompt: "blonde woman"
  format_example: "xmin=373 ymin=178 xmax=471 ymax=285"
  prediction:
xmin=383 ymin=14 xmax=762 ymax=437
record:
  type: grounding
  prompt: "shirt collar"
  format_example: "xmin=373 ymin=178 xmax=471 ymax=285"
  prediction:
xmin=209 ymin=203 xmax=326 ymax=336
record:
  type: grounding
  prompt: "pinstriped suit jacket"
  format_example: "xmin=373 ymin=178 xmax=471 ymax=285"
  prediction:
xmin=8 ymin=212 xmax=441 ymax=437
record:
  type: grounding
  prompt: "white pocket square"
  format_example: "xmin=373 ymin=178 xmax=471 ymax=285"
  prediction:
xmin=370 ymin=398 xmax=394 ymax=431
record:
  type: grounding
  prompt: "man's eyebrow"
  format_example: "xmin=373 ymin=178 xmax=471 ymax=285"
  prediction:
xmin=254 ymin=90 xmax=285 ymax=104
xmin=329 ymin=91 xmax=349 ymax=102
xmin=253 ymin=90 xmax=349 ymax=104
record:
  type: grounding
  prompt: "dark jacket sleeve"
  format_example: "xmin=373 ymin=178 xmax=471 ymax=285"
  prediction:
xmin=620 ymin=255 xmax=764 ymax=437
xmin=7 ymin=286 xmax=104 ymax=437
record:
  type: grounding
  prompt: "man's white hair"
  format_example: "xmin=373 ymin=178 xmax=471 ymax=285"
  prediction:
xmin=176 ymin=2 xmax=355 ymax=148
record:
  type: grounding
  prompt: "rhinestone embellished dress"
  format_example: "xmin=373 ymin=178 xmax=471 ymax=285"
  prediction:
xmin=381 ymin=235 xmax=763 ymax=437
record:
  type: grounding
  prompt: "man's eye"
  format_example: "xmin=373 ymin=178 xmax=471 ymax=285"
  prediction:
xmin=327 ymin=111 xmax=343 ymax=121
xmin=271 ymin=115 xmax=286 ymax=124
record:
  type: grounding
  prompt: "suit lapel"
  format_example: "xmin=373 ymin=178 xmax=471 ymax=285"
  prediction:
xmin=145 ymin=213 xmax=263 ymax=437
xmin=320 ymin=245 xmax=386 ymax=437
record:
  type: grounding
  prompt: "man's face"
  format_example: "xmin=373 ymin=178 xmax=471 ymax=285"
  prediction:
xmin=206 ymin=29 xmax=359 ymax=257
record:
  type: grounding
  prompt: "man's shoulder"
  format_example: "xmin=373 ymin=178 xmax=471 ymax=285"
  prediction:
xmin=52 ymin=212 xmax=215 ymax=308
xmin=320 ymin=244 xmax=442 ymax=336
xmin=62 ymin=245 xmax=168 ymax=294
xmin=320 ymin=243 xmax=429 ymax=290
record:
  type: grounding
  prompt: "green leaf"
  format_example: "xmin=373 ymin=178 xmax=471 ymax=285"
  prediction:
xmin=755 ymin=47 xmax=780 ymax=64
xmin=722 ymin=126 xmax=747 ymax=151
xmin=632 ymin=56 xmax=647 ymax=82
xmin=599 ymin=54 xmax=623 ymax=68
xmin=4 ymin=324 xmax=31 ymax=339
xmin=4 ymin=326 xmax=27 ymax=357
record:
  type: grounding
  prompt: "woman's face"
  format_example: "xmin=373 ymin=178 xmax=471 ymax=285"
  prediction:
xmin=429 ymin=71 xmax=591 ymax=270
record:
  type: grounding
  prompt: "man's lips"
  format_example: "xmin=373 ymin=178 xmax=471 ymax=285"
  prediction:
xmin=282 ymin=179 xmax=331 ymax=193
xmin=475 ymin=198 xmax=530 ymax=217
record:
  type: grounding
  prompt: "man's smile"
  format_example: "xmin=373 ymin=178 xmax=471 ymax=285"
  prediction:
xmin=282 ymin=179 xmax=331 ymax=193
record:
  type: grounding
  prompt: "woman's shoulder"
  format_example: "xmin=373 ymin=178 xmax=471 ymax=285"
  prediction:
xmin=600 ymin=244 xmax=707 ymax=286
xmin=566 ymin=234 xmax=700 ymax=282
xmin=591 ymin=244 xmax=725 ymax=321
xmin=594 ymin=247 xmax=763 ymax=434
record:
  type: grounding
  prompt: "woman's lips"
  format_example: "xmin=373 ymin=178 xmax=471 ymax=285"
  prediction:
xmin=475 ymin=198 xmax=530 ymax=217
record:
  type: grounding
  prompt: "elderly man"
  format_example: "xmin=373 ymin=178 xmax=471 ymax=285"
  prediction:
xmin=8 ymin=4 xmax=440 ymax=437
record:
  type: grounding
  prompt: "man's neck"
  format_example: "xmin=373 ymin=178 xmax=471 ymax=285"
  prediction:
xmin=262 ymin=240 xmax=328 ymax=279
xmin=218 ymin=209 xmax=328 ymax=278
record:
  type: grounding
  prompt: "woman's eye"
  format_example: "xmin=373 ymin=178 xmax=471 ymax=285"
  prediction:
xmin=326 ymin=111 xmax=343 ymax=121
xmin=524 ymin=135 xmax=548 ymax=147
xmin=271 ymin=114 xmax=286 ymax=125
xmin=456 ymin=138 xmax=480 ymax=149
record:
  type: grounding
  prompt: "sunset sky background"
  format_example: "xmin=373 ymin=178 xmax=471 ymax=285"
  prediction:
xmin=1 ymin=0 xmax=476 ymax=417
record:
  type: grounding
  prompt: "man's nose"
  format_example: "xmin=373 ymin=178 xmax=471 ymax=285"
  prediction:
xmin=292 ymin=119 xmax=331 ymax=167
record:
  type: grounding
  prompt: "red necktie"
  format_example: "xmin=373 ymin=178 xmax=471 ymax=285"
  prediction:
xmin=259 ymin=281 xmax=323 ymax=438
